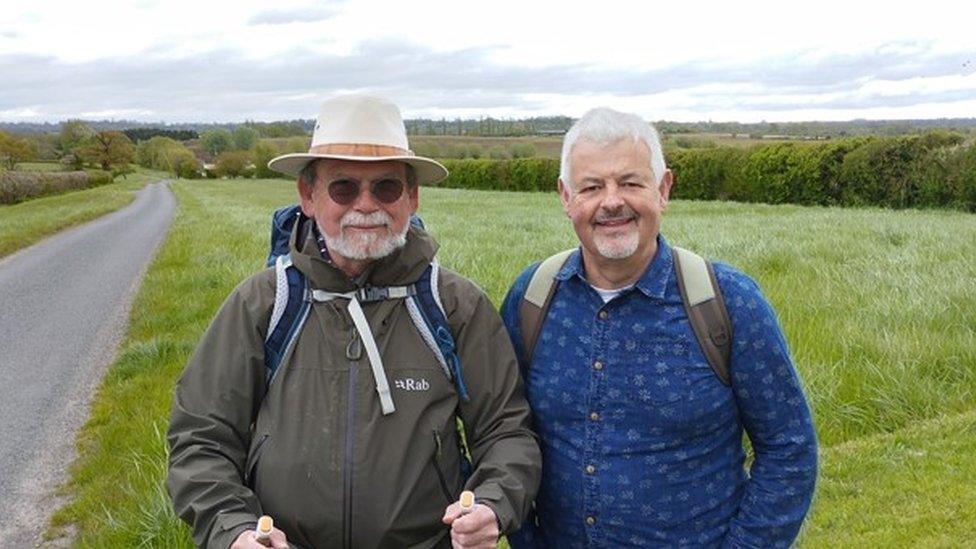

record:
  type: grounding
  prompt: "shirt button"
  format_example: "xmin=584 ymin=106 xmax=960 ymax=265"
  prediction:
xmin=593 ymin=361 xmax=604 ymax=371
xmin=586 ymin=516 xmax=596 ymax=526
xmin=589 ymin=412 xmax=600 ymax=421
xmin=598 ymin=310 xmax=608 ymax=320
xmin=585 ymin=464 xmax=596 ymax=474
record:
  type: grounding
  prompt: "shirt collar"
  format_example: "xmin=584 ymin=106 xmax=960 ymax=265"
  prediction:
xmin=555 ymin=234 xmax=672 ymax=301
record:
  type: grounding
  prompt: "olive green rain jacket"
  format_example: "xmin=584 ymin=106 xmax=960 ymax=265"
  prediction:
xmin=167 ymin=219 xmax=541 ymax=548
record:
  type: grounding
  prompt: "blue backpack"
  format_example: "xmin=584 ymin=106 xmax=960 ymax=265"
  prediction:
xmin=263 ymin=205 xmax=469 ymax=401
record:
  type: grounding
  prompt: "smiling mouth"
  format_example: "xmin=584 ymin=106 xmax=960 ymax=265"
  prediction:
xmin=595 ymin=217 xmax=635 ymax=228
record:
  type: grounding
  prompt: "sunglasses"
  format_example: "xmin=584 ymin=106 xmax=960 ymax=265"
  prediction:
xmin=326 ymin=178 xmax=406 ymax=206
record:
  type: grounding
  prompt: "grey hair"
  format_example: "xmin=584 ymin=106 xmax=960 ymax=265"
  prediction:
xmin=298 ymin=160 xmax=320 ymax=189
xmin=298 ymin=159 xmax=417 ymax=189
xmin=559 ymin=107 xmax=666 ymax=186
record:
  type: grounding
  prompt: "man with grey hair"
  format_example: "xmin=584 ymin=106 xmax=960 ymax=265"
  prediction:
xmin=500 ymin=107 xmax=818 ymax=547
xmin=167 ymin=95 xmax=540 ymax=549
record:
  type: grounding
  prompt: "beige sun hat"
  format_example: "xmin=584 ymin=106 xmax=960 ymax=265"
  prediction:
xmin=267 ymin=95 xmax=448 ymax=185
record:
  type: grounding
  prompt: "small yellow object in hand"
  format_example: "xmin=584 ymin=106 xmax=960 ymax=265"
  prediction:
xmin=256 ymin=515 xmax=274 ymax=545
xmin=458 ymin=490 xmax=476 ymax=515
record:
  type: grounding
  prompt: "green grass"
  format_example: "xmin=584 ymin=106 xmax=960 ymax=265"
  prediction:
xmin=800 ymin=409 xmax=976 ymax=546
xmin=50 ymin=179 xmax=976 ymax=546
xmin=0 ymin=168 xmax=170 ymax=259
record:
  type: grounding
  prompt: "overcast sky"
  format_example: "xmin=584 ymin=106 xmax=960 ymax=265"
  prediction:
xmin=2 ymin=0 xmax=974 ymax=123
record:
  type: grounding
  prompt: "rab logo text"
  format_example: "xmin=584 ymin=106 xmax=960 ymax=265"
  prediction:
xmin=394 ymin=378 xmax=430 ymax=391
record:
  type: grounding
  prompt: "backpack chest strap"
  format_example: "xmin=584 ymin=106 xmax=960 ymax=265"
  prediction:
xmin=311 ymin=289 xmax=397 ymax=415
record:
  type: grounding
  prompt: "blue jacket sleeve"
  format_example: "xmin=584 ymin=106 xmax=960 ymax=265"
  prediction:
xmin=714 ymin=264 xmax=819 ymax=548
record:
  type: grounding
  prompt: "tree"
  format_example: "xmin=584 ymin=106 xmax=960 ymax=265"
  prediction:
xmin=215 ymin=151 xmax=252 ymax=178
xmin=58 ymin=120 xmax=94 ymax=169
xmin=200 ymin=129 xmax=233 ymax=156
xmin=0 ymin=130 xmax=36 ymax=170
xmin=75 ymin=131 xmax=135 ymax=171
xmin=251 ymin=141 xmax=279 ymax=178
xmin=135 ymin=136 xmax=201 ymax=178
xmin=232 ymin=126 xmax=259 ymax=151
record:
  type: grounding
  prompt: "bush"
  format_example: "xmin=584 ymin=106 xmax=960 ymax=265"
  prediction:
xmin=136 ymin=137 xmax=202 ymax=178
xmin=0 ymin=130 xmax=37 ymax=170
xmin=86 ymin=170 xmax=114 ymax=185
xmin=668 ymin=147 xmax=747 ymax=201
xmin=251 ymin=142 xmax=286 ymax=179
xmin=214 ymin=151 xmax=253 ymax=178
xmin=438 ymin=158 xmax=559 ymax=192
xmin=0 ymin=170 xmax=108 ymax=204
xmin=667 ymin=134 xmax=972 ymax=211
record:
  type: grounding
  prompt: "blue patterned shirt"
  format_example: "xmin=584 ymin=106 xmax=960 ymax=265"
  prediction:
xmin=501 ymin=236 xmax=817 ymax=548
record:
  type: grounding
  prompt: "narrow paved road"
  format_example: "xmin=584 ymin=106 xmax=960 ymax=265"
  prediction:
xmin=0 ymin=182 xmax=175 ymax=546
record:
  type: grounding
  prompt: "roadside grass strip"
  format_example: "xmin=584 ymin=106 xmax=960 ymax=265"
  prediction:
xmin=51 ymin=179 xmax=976 ymax=546
xmin=0 ymin=168 xmax=170 ymax=259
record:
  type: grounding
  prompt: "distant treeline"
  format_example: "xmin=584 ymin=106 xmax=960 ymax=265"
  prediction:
xmin=404 ymin=116 xmax=574 ymax=137
xmin=123 ymin=128 xmax=198 ymax=142
xmin=0 ymin=120 xmax=311 ymax=138
xmin=6 ymin=116 xmax=975 ymax=139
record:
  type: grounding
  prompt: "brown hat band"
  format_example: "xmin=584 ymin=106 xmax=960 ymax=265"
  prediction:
xmin=308 ymin=143 xmax=414 ymax=157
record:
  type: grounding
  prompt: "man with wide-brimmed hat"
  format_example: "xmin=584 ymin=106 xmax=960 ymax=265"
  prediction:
xmin=167 ymin=95 xmax=541 ymax=549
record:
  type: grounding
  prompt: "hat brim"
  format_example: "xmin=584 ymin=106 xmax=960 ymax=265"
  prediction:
xmin=267 ymin=153 xmax=449 ymax=186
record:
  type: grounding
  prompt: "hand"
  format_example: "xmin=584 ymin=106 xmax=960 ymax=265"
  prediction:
xmin=442 ymin=501 xmax=499 ymax=549
xmin=230 ymin=526 xmax=289 ymax=549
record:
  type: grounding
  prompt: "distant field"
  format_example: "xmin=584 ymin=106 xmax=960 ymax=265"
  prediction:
xmin=665 ymin=132 xmax=802 ymax=148
xmin=259 ymin=133 xmax=791 ymax=159
xmin=50 ymin=180 xmax=976 ymax=546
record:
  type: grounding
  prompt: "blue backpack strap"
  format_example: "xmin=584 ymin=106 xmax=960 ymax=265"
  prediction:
xmin=266 ymin=204 xmax=303 ymax=268
xmin=410 ymin=261 xmax=469 ymax=402
xmin=409 ymin=260 xmax=473 ymax=481
xmin=264 ymin=254 xmax=311 ymax=384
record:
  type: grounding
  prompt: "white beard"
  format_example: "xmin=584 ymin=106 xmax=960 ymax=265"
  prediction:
xmin=593 ymin=206 xmax=639 ymax=259
xmin=594 ymin=230 xmax=640 ymax=259
xmin=321 ymin=211 xmax=409 ymax=260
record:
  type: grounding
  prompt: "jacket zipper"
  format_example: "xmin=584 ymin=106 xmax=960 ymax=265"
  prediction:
xmin=344 ymin=334 xmax=361 ymax=549
xmin=244 ymin=433 xmax=269 ymax=488
xmin=431 ymin=430 xmax=455 ymax=504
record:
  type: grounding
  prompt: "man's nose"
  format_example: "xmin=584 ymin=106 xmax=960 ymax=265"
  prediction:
xmin=351 ymin=183 xmax=380 ymax=211
xmin=600 ymin=183 xmax=625 ymax=209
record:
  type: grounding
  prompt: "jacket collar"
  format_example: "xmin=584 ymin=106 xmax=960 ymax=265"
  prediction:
xmin=289 ymin=214 xmax=438 ymax=291
xmin=555 ymin=234 xmax=672 ymax=301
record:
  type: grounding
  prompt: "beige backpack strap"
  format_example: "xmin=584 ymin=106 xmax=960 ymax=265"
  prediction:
xmin=520 ymin=249 xmax=575 ymax=361
xmin=672 ymin=246 xmax=732 ymax=385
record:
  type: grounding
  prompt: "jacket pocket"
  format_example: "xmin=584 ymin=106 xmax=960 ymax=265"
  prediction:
xmin=244 ymin=433 xmax=269 ymax=487
xmin=430 ymin=430 xmax=456 ymax=505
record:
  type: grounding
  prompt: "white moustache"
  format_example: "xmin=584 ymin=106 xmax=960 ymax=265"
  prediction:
xmin=340 ymin=211 xmax=392 ymax=228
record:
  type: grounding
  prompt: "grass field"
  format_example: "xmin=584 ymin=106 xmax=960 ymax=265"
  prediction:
xmin=48 ymin=179 xmax=976 ymax=546
xmin=0 ymin=168 xmax=170 ymax=259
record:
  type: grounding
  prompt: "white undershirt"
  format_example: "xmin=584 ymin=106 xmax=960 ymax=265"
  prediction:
xmin=590 ymin=283 xmax=635 ymax=303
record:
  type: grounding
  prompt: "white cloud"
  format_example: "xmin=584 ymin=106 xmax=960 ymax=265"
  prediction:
xmin=1 ymin=0 xmax=974 ymax=122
